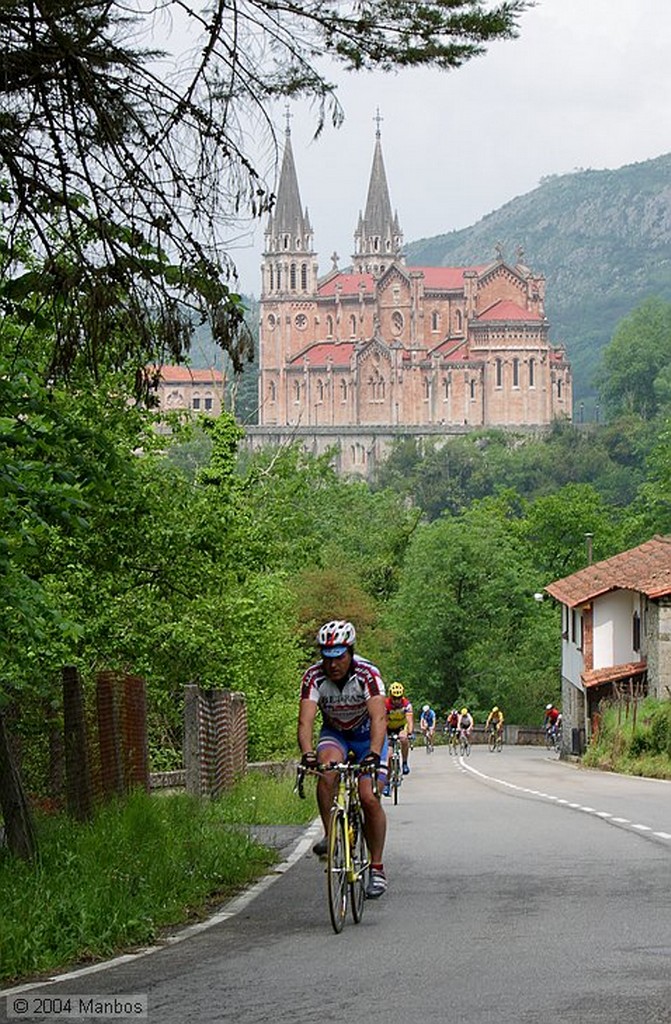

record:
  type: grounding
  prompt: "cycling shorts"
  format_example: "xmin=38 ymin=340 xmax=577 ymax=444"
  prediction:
xmin=317 ymin=726 xmax=389 ymax=784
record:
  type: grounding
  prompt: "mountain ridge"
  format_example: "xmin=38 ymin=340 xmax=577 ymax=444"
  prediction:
xmin=405 ymin=152 xmax=671 ymax=402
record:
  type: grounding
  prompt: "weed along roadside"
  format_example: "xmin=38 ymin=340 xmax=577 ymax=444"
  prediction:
xmin=0 ymin=771 xmax=313 ymax=988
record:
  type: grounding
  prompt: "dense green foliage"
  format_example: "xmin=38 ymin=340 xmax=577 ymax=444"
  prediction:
xmin=406 ymin=153 xmax=671 ymax=404
xmin=582 ymin=699 xmax=671 ymax=779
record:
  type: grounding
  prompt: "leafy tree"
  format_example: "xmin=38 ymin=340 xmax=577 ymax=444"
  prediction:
xmin=386 ymin=494 xmax=559 ymax=721
xmin=0 ymin=0 xmax=528 ymax=386
xmin=596 ymin=297 xmax=671 ymax=420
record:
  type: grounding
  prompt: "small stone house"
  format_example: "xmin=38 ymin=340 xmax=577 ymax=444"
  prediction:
xmin=152 ymin=366 xmax=224 ymax=417
xmin=545 ymin=535 xmax=671 ymax=752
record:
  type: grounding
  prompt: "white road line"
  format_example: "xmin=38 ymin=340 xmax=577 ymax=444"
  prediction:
xmin=456 ymin=756 xmax=670 ymax=847
xmin=1 ymin=821 xmax=322 ymax=997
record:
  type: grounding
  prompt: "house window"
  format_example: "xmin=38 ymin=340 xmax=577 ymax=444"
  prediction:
xmin=192 ymin=396 xmax=201 ymax=410
xmin=633 ymin=611 xmax=641 ymax=652
xmin=349 ymin=314 xmax=356 ymax=337
xmin=469 ymin=379 xmax=476 ymax=401
xmin=529 ymin=358 xmax=535 ymax=388
xmin=513 ymin=358 xmax=519 ymax=388
xmin=293 ymin=381 xmax=300 ymax=403
xmin=340 ymin=379 xmax=348 ymax=402
xmin=326 ymin=315 xmax=334 ymax=337
xmin=204 ymin=397 xmax=213 ymax=411
xmin=495 ymin=358 xmax=503 ymax=388
xmin=562 ymin=606 xmax=568 ymax=640
xmin=316 ymin=379 xmax=324 ymax=403
xmin=431 ymin=311 xmax=439 ymax=332
xmin=455 ymin=309 xmax=463 ymax=332
xmin=571 ymin=608 xmax=582 ymax=649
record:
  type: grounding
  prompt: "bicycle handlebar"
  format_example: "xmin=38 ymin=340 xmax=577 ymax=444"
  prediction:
xmin=294 ymin=760 xmax=381 ymax=799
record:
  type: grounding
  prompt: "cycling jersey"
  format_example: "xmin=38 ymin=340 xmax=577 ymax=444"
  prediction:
xmin=385 ymin=696 xmax=413 ymax=732
xmin=420 ymin=710 xmax=436 ymax=729
xmin=301 ymin=654 xmax=385 ymax=736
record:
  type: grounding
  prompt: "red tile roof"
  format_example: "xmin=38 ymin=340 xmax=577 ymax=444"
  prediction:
xmin=545 ymin=535 xmax=671 ymax=606
xmin=288 ymin=342 xmax=355 ymax=367
xmin=152 ymin=365 xmax=224 ymax=384
xmin=409 ymin=266 xmax=486 ymax=289
xmin=317 ymin=265 xmax=488 ymax=296
xmin=318 ymin=273 xmax=374 ymax=297
xmin=582 ymin=661 xmax=647 ymax=689
xmin=429 ymin=339 xmax=470 ymax=360
xmin=476 ymin=299 xmax=542 ymax=322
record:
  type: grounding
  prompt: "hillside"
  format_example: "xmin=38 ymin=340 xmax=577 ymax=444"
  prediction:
xmin=406 ymin=153 xmax=671 ymax=404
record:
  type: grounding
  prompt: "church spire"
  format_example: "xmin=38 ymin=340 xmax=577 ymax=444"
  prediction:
xmin=264 ymin=114 xmax=313 ymax=258
xmin=352 ymin=112 xmax=403 ymax=274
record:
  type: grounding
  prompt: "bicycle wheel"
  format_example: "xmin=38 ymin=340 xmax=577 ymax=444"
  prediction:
xmin=496 ymin=731 xmax=504 ymax=752
xmin=488 ymin=730 xmax=496 ymax=752
xmin=349 ymin=805 xmax=368 ymax=924
xmin=327 ymin=808 xmax=348 ymax=933
xmin=392 ymin=752 xmax=401 ymax=805
xmin=459 ymin=735 xmax=466 ymax=756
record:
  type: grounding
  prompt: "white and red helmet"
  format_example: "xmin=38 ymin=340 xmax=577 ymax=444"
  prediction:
xmin=317 ymin=620 xmax=356 ymax=657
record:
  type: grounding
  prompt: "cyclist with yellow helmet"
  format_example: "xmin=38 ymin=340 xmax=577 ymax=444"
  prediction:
xmin=384 ymin=682 xmax=414 ymax=787
xmin=485 ymin=705 xmax=505 ymax=737
xmin=457 ymin=706 xmax=474 ymax=742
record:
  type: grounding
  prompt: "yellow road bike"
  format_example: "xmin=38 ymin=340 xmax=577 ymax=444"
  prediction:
xmin=296 ymin=758 xmax=375 ymax=933
xmin=387 ymin=732 xmax=403 ymax=805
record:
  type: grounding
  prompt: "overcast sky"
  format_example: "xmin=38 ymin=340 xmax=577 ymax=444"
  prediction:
xmin=225 ymin=0 xmax=671 ymax=297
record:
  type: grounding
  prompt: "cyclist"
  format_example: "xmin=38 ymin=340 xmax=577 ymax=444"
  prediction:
xmin=383 ymin=682 xmax=414 ymax=795
xmin=457 ymin=706 xmax=474 ymax=744
xmin=445 ymin=708 xmax=459 ymax=739
xmin=298 ymin=619 xmax=388 ymax=899
xmin=420 ymin=704 xmax=436 ymax=748
xmin=544 ymin=703 xmax=562 ymax=740
xmin=485 ymin=705 xmax=505 ymax=739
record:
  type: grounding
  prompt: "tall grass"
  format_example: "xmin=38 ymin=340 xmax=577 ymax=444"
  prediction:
xmin=0 ymin=772 xmax=315 ymax=986
xmin=583 ymin=697 xmax=671 ymax=778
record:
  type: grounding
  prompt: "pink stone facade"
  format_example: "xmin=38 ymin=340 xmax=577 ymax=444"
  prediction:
xmin=257 ymin=130 xmax=572 ymax=439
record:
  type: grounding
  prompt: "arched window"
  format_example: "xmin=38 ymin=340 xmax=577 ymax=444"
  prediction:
xmin=316 ymin=379 xmax=324 ymax=403
xmin=470 ymin=379 xmax=476 ymax=400
xmin=431 ymin=311 xmax=439 ymax=332
xmin=340 ymin=379 xmax=348 ymax=402
xmin=326 ymin=314 xmax=334 ymax=337
xmin=290 ymin=263 xmax=296 ymax=290
xmin=443 ymin=376 xmax=450 ymax=399
xmin=268 ymin=265 xmax=274 ymax=291
xmin=349 ymin=314 xmax=356 ymax=337
xmin=293 ymin=380 xmax=300 ymax=403
xmin=455 ymin=309 xmax=463 ymax=332
xmin=301 ymin=263 xmax=308 ymax=291
xmin=269 ymin=381 xmax=276 ymax=402
xmin=276 ymin=265 xmax=282 ymax=290
xmin=529 ymin=358 xmax=535 ymax=387
xmin=283 ymin=234 xmax=290 ymax=250
xmin=557 ymin=379 xmax=563 ymax=399
xmin=496 ymin=358 xmax=503 ymax=388
xmin=423 ymin=377 xmax=430 ymax=401
xmin=513 ymin=358 xmax=520 ymax=388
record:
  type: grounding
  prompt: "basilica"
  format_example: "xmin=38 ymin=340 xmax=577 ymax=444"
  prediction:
xmin=253 ymin=124 xmax=572 ymax=475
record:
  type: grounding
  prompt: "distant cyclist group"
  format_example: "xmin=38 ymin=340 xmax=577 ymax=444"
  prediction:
xmin=298 ymin=617 xmax=561 ymax=909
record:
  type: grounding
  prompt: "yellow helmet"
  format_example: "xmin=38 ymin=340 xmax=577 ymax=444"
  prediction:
xmin=461 ymin=707 xmax=468 ymax=715
xmin=492 ymin=706 xmax=499 ymax=713
xmin=389 ymin=682 xmax=405 ymax=698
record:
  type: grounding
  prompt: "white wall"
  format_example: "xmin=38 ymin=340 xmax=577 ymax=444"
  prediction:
xmin=592 ymin=591 xmax=638 ymax=669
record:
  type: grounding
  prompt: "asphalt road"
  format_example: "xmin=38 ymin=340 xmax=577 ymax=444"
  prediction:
xmin=4 ymin=746 xmax=671 ymax=1024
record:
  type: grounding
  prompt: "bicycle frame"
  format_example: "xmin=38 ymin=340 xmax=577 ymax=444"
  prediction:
xmin=296 ymin=759 xmax=375 ymax=932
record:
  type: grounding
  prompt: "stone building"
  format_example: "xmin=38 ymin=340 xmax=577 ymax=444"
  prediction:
xmin=251 ymin=124 xmax=572 ymax=475
xmin=152 ymin=366 xmax=224 ymax=417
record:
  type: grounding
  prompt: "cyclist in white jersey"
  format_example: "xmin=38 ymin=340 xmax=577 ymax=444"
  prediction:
xmin=298 ymin=619 xmax=388 ymax=899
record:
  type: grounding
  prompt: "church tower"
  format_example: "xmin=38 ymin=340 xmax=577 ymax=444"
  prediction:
xmin=259 ymin=120 xmax=319 ymax=426
xmin=261 ymin=121 xmax=317 ymax=299
xmin=352 ymin=117 xmax=404 ymax=275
